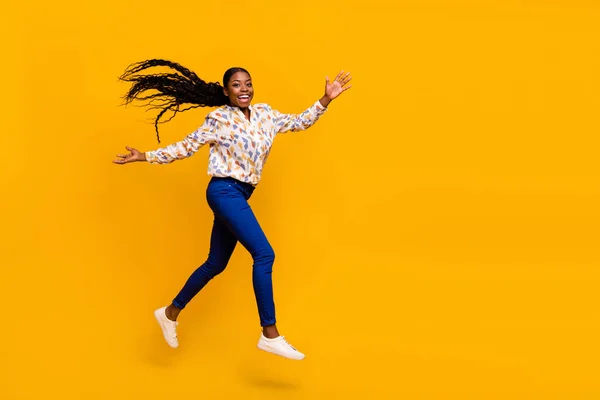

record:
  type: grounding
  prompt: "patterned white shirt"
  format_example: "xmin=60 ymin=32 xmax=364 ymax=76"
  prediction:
xmin=145 ymin=100 xmax=328 ymax=185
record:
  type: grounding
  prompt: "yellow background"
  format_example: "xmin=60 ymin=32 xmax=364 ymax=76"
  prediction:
xmin=2 ymin=0 xmax=599 ymax=398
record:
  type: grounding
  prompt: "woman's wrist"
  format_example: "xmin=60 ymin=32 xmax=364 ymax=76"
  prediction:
xmin=319 ymin=95 xmax=332 ymax=108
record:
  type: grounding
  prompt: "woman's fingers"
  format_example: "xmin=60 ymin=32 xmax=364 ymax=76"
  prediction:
xmin=113 ymin=146 xmax=139 ymax=164
xmin=113 ymin=153 xmax=132 ymax=164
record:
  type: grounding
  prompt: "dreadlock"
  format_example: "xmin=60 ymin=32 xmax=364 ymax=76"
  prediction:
xmin=119 ymin=59 xmax=249 ymax=143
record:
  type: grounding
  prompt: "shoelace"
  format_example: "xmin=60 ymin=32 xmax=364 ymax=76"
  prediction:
xmin=281 ymin=336 xmax=297 ymax=351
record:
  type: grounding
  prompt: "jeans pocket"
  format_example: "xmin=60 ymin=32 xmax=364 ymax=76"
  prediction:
xmin=206 ymin=181 xmax=239 ymax=210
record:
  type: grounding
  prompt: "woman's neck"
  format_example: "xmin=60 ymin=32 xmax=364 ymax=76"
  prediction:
xmin=240 ymin=107 xmax=251 ymax=121
xmin=227 ymin=102 xmax=251 ymax=121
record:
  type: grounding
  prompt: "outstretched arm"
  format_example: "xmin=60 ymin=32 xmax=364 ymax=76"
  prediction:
xmin=274 ymin=70 xmax=352 ymax=134
xmin=113 ymin=115 xmax=220 ymax=165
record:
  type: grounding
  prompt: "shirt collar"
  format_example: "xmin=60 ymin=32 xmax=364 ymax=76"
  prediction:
xmin=224 ymin=103 xmax=254 ymax=112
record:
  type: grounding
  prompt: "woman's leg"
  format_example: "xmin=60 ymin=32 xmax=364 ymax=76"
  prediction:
xmin=212 ymin=191 xmax=304 ymax=359
xmin=207 ymin=186 xmax=278 ymax=335
xmin=211 ymin=189 xmax=305 ymax=359
xmin=154 ymin=216 xmax=237 ymax=348
xmin=166 ymin=216 xmax=238 ymax=321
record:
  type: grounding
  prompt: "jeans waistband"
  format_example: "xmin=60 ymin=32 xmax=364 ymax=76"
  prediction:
xmin=209 ymin=176 xmax=255 ymax=195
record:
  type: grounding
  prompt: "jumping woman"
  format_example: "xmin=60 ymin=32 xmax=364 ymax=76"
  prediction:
xmin=113 ymin=59 xmax=352 ymax=360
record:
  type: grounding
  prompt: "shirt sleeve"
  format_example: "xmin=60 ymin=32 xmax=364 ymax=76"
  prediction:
xmin=145 ymin=115 xmax=220 ymax=164
xmin=272 ymin=100 xmax=328 ymax=134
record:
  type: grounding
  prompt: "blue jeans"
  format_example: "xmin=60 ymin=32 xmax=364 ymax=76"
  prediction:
xmin=172 ymin=177 xmax=276 ymax=327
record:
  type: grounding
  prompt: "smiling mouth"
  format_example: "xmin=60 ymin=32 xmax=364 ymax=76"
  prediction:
xmin=238 ymin=95 xmax=250 ymax=101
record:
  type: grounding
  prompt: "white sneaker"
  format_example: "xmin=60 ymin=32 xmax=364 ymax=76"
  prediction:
xmin=257 ymin=333 xmax=305 ymax=360
xmin=154 ymin=307 xmax=179 ymax=348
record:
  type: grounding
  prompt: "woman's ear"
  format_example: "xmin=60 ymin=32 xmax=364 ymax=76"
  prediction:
xmin=223 ymin=88 xmax=228 ymax=97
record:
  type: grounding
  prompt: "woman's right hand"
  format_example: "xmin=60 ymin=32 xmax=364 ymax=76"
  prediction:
xmin=113 ymin=146 xmax=146 ymax=164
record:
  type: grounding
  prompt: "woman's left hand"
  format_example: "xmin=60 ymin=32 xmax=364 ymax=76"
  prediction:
xmin=325 ymin=71 xmax=352 ymax=101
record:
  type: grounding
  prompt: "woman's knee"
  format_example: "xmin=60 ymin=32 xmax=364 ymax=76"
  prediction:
xmin=253 ymin=246 xmax=275 ymax=266
xmin=203 ymin=258 xmax=229 ymax=277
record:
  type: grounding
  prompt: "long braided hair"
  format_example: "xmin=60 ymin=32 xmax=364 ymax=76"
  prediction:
xmin=119 ymin=59 xmax=249 ymax=143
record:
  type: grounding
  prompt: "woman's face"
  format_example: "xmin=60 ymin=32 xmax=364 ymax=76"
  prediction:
xmin=224 ymin=71 xmax=254 ymax=108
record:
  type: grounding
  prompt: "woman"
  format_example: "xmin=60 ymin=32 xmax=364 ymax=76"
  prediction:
xmin=113 ymin=59 xmax=352 ymax=360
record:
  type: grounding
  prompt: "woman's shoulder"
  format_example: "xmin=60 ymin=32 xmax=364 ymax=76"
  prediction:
xmin=206 ymin=107 xmax=234 ymax=122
